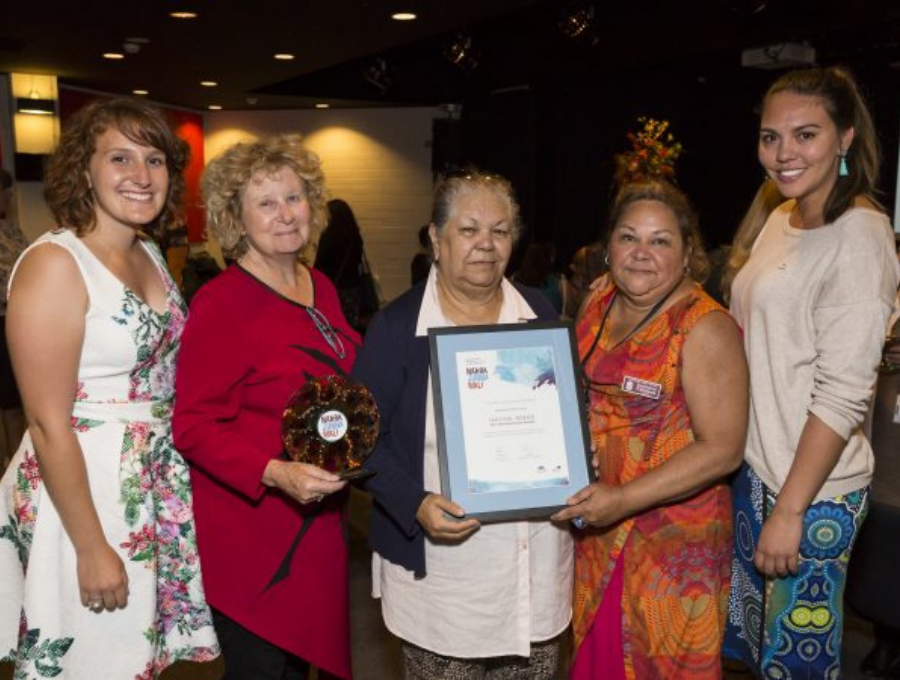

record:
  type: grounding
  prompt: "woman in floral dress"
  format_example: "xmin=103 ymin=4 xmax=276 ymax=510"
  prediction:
xmin=0 ymin=98 xmax=218 ymax=678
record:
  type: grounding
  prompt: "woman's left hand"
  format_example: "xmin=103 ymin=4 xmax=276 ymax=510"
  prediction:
xmin=551 ymin=482 xmax=627 ymax=528
xmin=754 ymin=505 xmax=803 ymax=578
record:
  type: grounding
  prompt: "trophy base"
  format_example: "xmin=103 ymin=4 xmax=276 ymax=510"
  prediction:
xmin=339 ymin=468 xmax=375 ymax=482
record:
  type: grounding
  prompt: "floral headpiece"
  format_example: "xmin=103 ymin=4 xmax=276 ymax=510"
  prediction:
xmin=614 ymin=117 xmax=683 ymax=185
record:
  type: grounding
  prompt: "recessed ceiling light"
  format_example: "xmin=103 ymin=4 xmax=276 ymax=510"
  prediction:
xmin=392 ymin=12 xmax=417 ymax=20
xmin=274 ymin=53 xmax=295 ymax=61
xmin=170 ymin=11 xmax=198 ymax=19
xmin=200 ymin=81 xmax=218 ymax=87
xmin=133 ymin=89 xmax=149 ymax=96
xmin=103 ymin=52 xmax=125 ymax=60
xmin=208 ymin=105 xmax=222 ymax=110
xmin=315 ymin=103 xmax=330 ymax=109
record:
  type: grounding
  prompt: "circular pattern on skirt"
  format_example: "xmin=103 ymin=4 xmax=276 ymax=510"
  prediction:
xmin=735 ymin=509 xmax=756 ymax=561
xmin=802 ymin=503 xmax=854 ymax=561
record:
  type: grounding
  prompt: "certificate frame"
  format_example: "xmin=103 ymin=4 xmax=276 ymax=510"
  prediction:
xmin=429 ymin=321 xmax=592 ymax=521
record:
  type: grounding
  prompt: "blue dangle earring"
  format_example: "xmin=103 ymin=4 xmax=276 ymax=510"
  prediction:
xmin=839 ymin=152 xmax=849 ymax=177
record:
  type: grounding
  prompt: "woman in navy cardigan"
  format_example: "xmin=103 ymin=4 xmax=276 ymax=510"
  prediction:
xmin=353 ymin=170 xmax=572 ymax=679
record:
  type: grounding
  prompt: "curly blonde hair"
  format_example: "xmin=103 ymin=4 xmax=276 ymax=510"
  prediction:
xmin=201 ymin=133 xmax=328 ymax=258
xmin=44 ymin=97 xmax=189 ymax=236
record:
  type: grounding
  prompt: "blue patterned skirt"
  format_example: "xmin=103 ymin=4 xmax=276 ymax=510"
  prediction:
xmin=723 ymin=463 xmax=868 ymax=679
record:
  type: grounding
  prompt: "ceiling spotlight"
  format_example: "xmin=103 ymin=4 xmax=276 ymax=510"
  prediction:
xmin=363 ymin=57 xmax=392 ymax=94
xmin=103 ymin=52 xmax=125 ymax=60
xmin=170 ymin=11 xmax=198 ymax=19
xmin=730 ymin=0 xmax=769 ymax=15
xmin=208 ymin=104 xmax=222 ymax=110
xmin=558 ymin=3 xmax=600 ymax=46
xmin=132 ymin=89 xmax=149 ymax=96
xmin=274 ymin=53 xmax=295 ymax=61
xmin=444 ymin=33 xmax=480 ymax=70
xmin=392 ymin=12 xmax=417 ymax=21
xmin=315 ymin=103 xmax=330 ymax=109
xmin=200 ymin=80 xmax=218 ymax=87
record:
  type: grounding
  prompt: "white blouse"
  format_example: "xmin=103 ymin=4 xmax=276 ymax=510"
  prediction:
xmin=372 ymin=266 xmax=574 ymax=658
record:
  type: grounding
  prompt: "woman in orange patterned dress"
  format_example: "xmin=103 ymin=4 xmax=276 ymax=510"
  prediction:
xmin=553 ymin=181 xmax=748 ymax=679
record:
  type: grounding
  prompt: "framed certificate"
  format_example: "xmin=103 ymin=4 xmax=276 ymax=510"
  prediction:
xmin=429 ymin=321 xmax=592 ymax=521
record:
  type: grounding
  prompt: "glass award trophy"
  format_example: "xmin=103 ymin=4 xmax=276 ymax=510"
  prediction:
xmin=282 ymin=374 xmax=379 ymax=481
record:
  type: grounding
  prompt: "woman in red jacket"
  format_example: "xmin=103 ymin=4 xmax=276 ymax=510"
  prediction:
xmin=173 ymin=134 xmax=359 ymax=679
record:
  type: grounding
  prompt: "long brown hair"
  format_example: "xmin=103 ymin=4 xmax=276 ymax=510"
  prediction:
xmin=763 ymin=66 xmax=881 ymax=224
xmin=721 ymin=180 xmax=784 ymax=303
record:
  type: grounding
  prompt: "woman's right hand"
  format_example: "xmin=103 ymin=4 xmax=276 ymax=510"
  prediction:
xmin=416 ymin=493 xmax=479 ymax=541
xmin=754 ymin=505 xmax=803 ymax=578
xmin=263 ymin=459 xmax=347 ymax=505
xmin=77 ymin=542 xmax=129 ymax=612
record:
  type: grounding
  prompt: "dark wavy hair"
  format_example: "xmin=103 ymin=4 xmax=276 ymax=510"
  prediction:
xmin=606 ymin=180 xmax=710 ymax=283
xmin=43 ymin=97 xmax=190 ymax=236
xmin=763 ymin=66 xmax=881 ymax=223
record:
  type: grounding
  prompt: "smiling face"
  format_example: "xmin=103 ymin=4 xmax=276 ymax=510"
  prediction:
xmin=759 ymin=91 xmax=854 ymax=221
xmin=431 ymin=187 xmax=514 ymax=298
xmin=87 ymin=127 xmax=169 ymax=231
xmin=608 ymin=199 xmax=688 ymax=306
xmin=240 ymin=166 xmax=310 ymax=261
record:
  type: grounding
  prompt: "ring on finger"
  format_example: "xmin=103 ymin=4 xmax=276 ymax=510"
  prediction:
xmin=87 ymin=599 xmax=103 ymax=612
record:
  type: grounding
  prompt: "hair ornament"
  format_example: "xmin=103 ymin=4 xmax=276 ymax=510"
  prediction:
xmin=614 ymin=117 xmax=684 ymax=186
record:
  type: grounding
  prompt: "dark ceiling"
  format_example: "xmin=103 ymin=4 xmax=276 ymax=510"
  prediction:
xmin=0 ymin=0 xmax=540 ymax=110
xmin=3 ymin=0 xmax=900 ymax=112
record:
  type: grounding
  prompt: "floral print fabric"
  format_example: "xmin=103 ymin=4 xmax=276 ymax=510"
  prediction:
xmin=0 ymin=229 xmax=218 ymax=678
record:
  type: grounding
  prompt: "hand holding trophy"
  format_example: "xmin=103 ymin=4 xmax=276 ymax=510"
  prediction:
xmin=282 ymin=375 xmax=380 ymax=481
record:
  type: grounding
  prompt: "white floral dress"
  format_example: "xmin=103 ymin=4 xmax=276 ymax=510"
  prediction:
xmin=0 ymin=229 xmax=219 ymax=679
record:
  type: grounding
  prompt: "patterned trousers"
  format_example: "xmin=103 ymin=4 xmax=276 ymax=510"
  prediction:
xmin=401 ymin=636 xmax=563 ymax=680
xmin=724 ymin=463 xmax=869 ymax=679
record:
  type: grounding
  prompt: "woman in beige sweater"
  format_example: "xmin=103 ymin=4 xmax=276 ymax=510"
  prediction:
xmin=723 ymin=66 xmax=899 ymax=678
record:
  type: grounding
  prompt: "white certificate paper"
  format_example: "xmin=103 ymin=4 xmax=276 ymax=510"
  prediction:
xmin=455 ymin=346 xmax=570 ymax=493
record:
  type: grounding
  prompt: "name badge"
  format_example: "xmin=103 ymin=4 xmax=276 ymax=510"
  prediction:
xmin=621 ymin=375 xmax=662 ymax=400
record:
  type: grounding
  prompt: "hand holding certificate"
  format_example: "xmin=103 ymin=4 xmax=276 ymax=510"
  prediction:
xmin=429 ymin=321 xmax=593 ymax=521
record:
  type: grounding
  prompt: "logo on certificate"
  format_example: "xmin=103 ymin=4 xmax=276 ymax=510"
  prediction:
xmin=621 ymin=375 xmax=662 ymax=400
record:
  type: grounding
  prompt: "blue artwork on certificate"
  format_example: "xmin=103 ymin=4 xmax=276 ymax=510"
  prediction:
xmin=493 ymin=348 xmax=556 ymax=388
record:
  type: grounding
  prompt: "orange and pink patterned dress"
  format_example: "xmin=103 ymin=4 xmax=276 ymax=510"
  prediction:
xmin=573 ymin=280 xmax=733 ymax=679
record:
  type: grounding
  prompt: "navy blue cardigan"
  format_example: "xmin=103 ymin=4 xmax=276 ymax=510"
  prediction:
xmin=351 ymin=280 xmax=557 ymax=577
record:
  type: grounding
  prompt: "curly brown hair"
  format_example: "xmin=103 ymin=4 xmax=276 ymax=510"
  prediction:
xmin=201 ymin=134 xmax=328 ymax=259
xmin=43 ymin=97 xmax=190 ymax=236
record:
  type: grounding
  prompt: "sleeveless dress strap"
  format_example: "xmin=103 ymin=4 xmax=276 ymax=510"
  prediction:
xmin=8 ymin=229 xmax=98 ymax=301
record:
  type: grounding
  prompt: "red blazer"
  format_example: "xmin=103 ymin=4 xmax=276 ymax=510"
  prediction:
xmin=173 ymin=265 xmax=359 ymax=679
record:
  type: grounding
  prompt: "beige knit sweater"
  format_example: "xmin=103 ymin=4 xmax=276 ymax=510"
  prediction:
xmin=731 ymin=202 xmax=899 ymax=500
